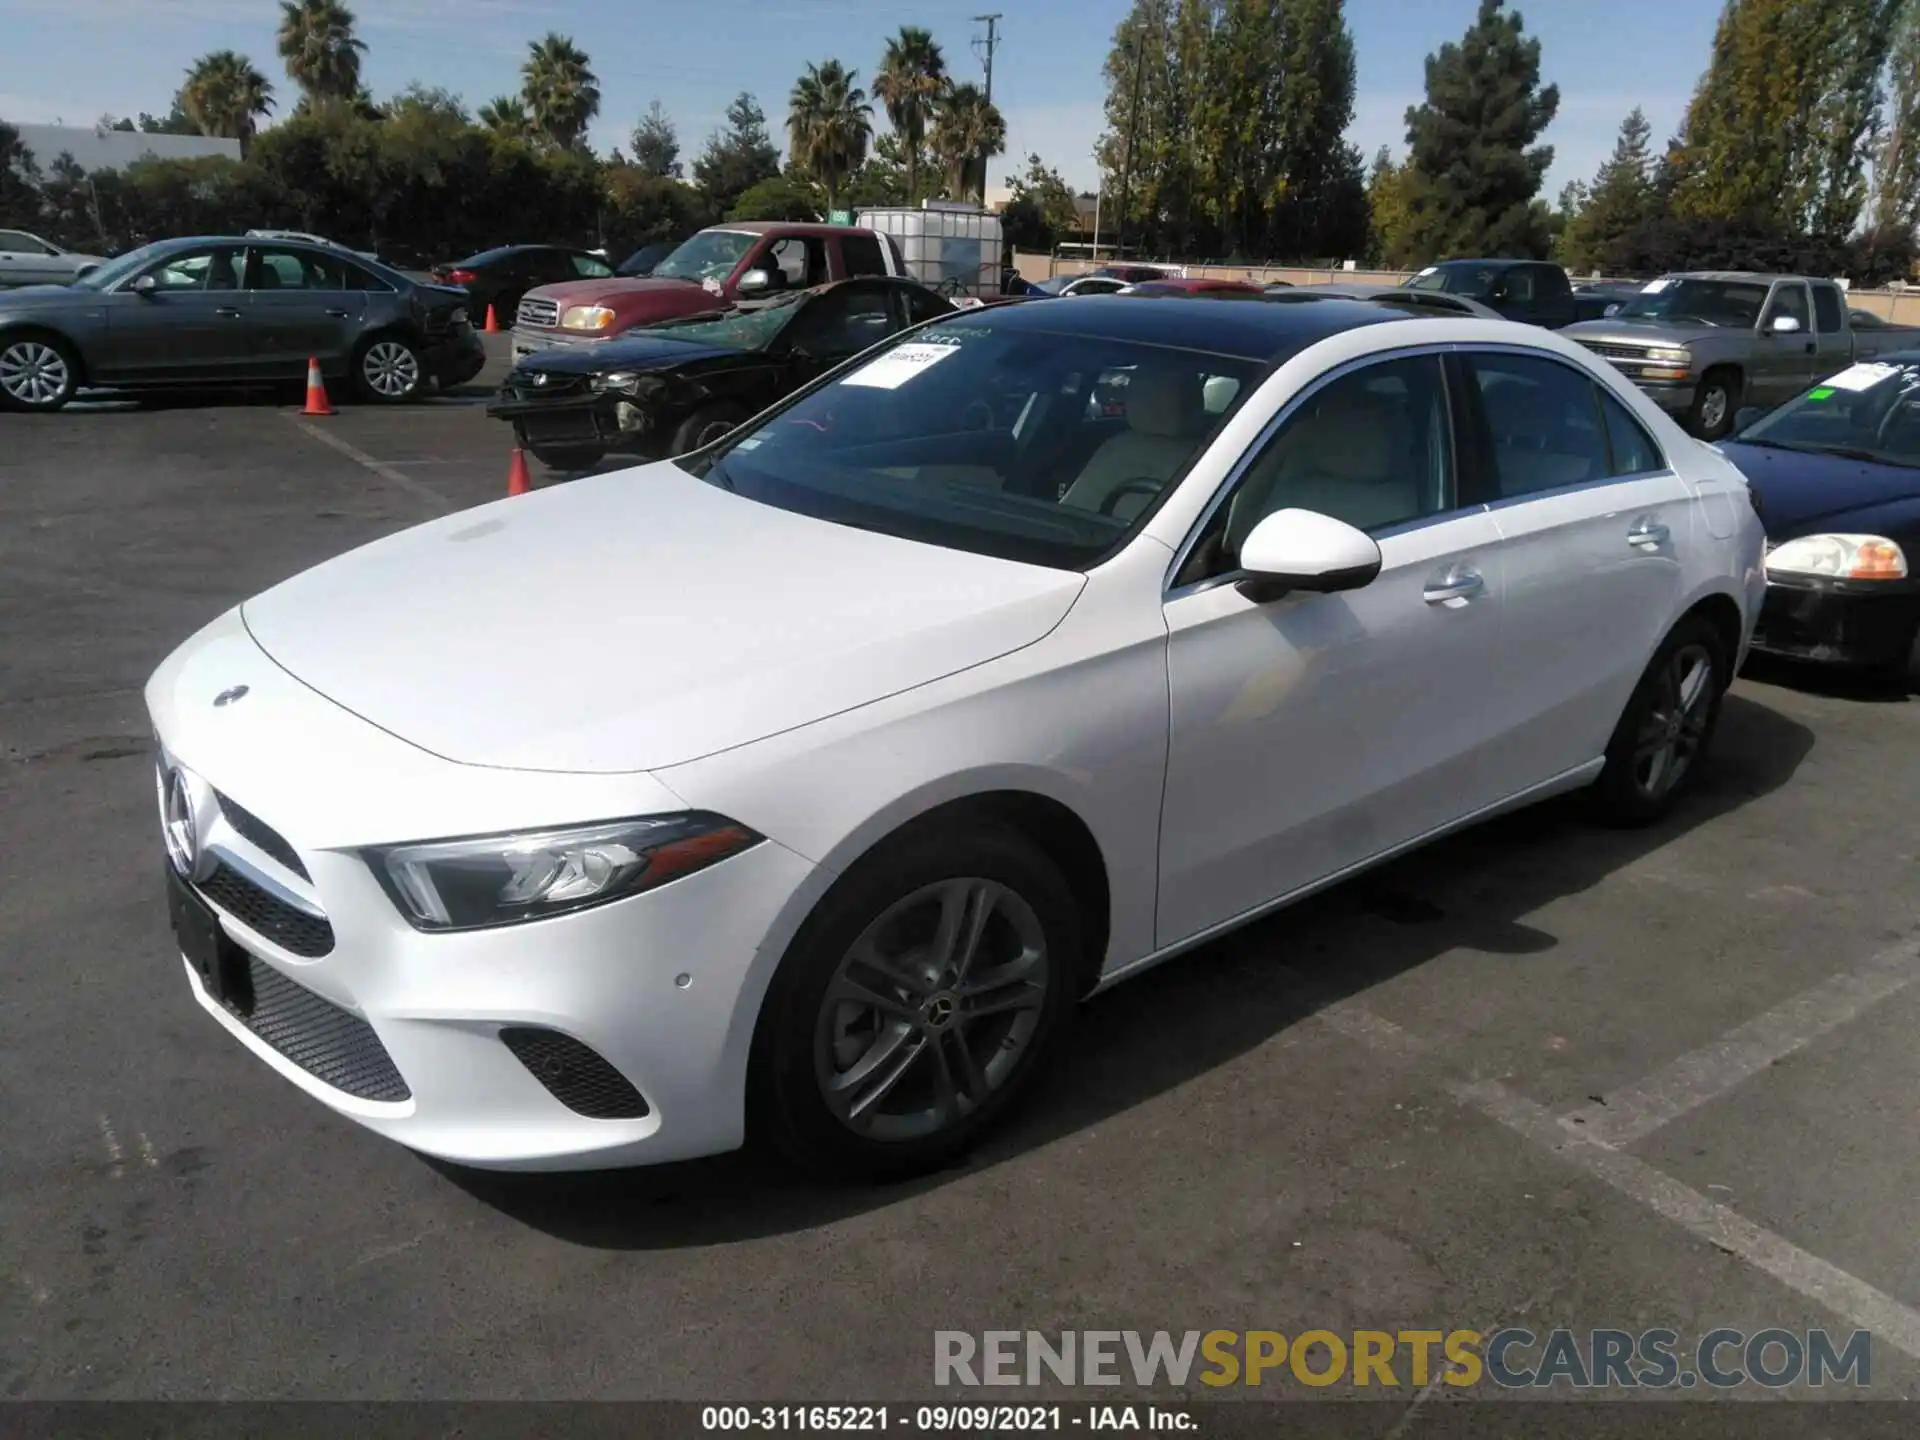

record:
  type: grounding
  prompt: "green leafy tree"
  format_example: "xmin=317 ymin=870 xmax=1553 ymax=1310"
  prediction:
xmin=728 ymin=172 xmax=823 ymax=222
xmin=693 ymin=92 xmax=781 ymax=216
xmin=0 ymin=122 xmax=42 ymax=229
xmin=1561 ymin=107 xmax=1655 ymax=273
xmin=276 ymin=0 xmax=367 ymax=105
xmin=137 ymin=105 xmax=199 ymax=135
xmin=1365 ymin=146 xmax=1415 ymax=266
xmin=1400 ymin=0 xmax=1560 ymax=259
xmin=1002 ymin=152 xmax=1080 ymax=249
xmin=177 ymin=50 xmax=277 ymax=156
xmin=872 ymin=26 xmax=947 ymax=202
xmin=843 ymin=135 xmax=910 ymax=208
xmin=788 ymin=60 xmax=872 ymax=211
xmin=521 ymin=32 xmax=600 ymax=150
xmin=1872 ymin=0 xmax=1920 ymax=230
xmin=477 ymin=96 xmax=533 ymax=139
xmin=631 ymin=101 xmax=680 ymax=179
xmin=930 ymin=81 xmax=1005 ymax=202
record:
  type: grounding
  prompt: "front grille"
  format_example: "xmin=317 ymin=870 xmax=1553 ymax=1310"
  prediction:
xmin=214 ymin=790 xmax=309 ymax=881
xmin=1581 ymin=342 xmax=1653 ymax=362
xmin=517 ymin=296 xmax=559 ymax=328
xmin=197 ymin=862 xmax=335 ymax=957
xmin=500 ymin=1027 xmax=650 ymax=1119
xmin=505 ymin=370 xmax=591 ymax=401
xmin=226 ymin=957 xmax=410 ymax=1102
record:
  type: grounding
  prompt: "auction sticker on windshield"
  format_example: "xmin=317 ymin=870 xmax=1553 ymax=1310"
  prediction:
xmin=1824 ymin=362 xmax=1901 ymax=392
xmin=844 ymin=340 xmax=962 ymax=390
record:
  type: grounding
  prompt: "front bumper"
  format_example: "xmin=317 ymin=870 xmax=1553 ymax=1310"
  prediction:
xmin=484 ymin=391 xmax=656 ymax=453
xmin=424 ymin=328 xmax=487 ymax=388
xmin=146 ymin=607 xmax=822 ymax=1170
xmin=1749 ymin=572 xmax=1920 ymax=669
xmin=1632 ymin=379 xmax=1696 ymax=416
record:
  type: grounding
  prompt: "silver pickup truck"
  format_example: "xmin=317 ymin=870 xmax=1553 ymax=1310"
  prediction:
xmin=1562 ymin=270 xmax=1920 ymax=439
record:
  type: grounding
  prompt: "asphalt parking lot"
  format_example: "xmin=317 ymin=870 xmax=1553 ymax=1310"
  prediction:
xmin=5 ymin=340 xmax=1920 ymax=1417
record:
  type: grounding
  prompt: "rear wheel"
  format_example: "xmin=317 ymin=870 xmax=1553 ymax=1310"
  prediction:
xmin=670 ymin=404 xmax=748 ymax=456
xmin=750 ymin=823 xmax=1079 ymax=1180
xmin=355 ymin=333 xmax=424 ymax=403
xmin=1588 ymin=615 xmax=1730 ymax=826
xmin=0 ymin=333 xmax=80 ymax=411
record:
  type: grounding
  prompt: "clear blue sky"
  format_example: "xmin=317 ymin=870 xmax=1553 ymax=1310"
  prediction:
xmin=0 ymin=0 xmax=1721 ymax=201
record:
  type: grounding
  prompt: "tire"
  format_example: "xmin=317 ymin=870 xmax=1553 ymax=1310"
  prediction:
xmin=1588 ymin=614 xmax=1730 ymax=827
xmin=0 ymin=331 xmax=80 ymax=412
xmin=749 ymin=822 xmax=1081 ymax=1181
xmin=1687 ymin=368 xmax=1740 ymax=440
xmin=670 ymin=404 xmax=748 ymax=457
xmin=526 ymin=443 xmax=606 ymax=473
xmin=354 ymin=332 xmax=425 ymax=404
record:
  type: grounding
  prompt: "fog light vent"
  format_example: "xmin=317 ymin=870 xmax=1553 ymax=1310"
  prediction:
xmin=499 ymin=1027 xmax=650 ymax=1119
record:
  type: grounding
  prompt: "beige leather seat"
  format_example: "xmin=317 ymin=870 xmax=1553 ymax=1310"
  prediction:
xmin=1061 ymin=364 xmax=1207 ymax=520
xmin=1225 ymin=386 xmax=1419 ymax=554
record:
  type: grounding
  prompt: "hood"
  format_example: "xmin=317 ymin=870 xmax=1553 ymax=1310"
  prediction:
xmin=513 ymin=333 xmax=743 ymax=376
xmin=239 ymin=463 xmax=1086 ymax=774
xmin=1719 ymin=441 xmax=1920 ymax=536
xmin=524 ymin=275 xmax=719 ymax=320
xmin=0 ymin=284 xmax=88 ymax=307
xmin=1563 ymin=317 xmax=1725 ymax=345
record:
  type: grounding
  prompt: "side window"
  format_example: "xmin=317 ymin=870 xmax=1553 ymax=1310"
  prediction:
xmin=840 ymin=233 xmax=886 ymax=277
xmin=1536 ymin=265 xmax=1571 ymax=298
xmin=765 ymin=237 xmax=828 ymax=290
xmin=1189 ymin=355 xmax=1454 ymax=580
xmin=340 ymin=261 xmax=395 ymax=292
xmin=571 ymin=253 xmax=614 ymax=278
xmin=903 ymin=285 xmax=952 ymax=325
xmin=1765 ymin=283 xmax=1810 ymax=330
xmin=142 ymin=246 xmax=241 ymax=292
xmin=247 ymin=248 xmax=347 ymax=290
xmin=786 ymin=286 xmax=896 ymax=358
xmin=1598 ymin=390 xmax=1665 ymax=476
xmin=1500 ymin=269 xmax=1536 ymax=303
xmin=1465 ymin=352 xmax=1610 ymax=498
xmin=0 ymin=231 xmax=49 ymax=253
xmin=1812 ymin=283 xmax=1845 ymax=334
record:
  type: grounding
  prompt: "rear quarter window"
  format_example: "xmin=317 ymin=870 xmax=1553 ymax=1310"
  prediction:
xmin=840 ymin=233 xmax=887 ymax=277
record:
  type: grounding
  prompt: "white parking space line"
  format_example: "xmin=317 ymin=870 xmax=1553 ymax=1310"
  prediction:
xmin=1313 ymin=1001 xmax=1920 ymax=1363
xmin=287 ymin=417 xmax=454 ymax=514
xmin=1560 ymin=937 xmax=1920 ymax=1147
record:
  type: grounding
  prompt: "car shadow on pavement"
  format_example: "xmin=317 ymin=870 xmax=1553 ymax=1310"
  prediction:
xmin=1740 ymin=652 xmax=1912 ymax=703
xmin=431 ymin=691 xmax=1815 ymax=1248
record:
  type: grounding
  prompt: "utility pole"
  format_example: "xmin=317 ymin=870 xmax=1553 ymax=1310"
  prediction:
xmin=971 ymin=13 xmax=1001 ymax=203
xmin=1115 ymin=28 xmax=1147 ymax=259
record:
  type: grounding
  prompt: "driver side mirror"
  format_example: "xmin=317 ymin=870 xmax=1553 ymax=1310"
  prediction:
xmin=1768 ymin=314 xmax=1802 ymax=335
xmin=737 ymin=268 xmax=772 ymax=296
xmin=130 ymin=273 xmax=157 ymax=296
xmin=1236 ymin=508 xmax=1383 ymax=603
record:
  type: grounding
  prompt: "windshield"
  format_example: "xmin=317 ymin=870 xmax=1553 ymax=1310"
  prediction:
xmin=1618 ymin=277 xmax=1768 ymax=327
xmin=680 ymin=315 xmax=1265 ymax=569
xmin=653 ymin=230 xmax=756 ymax=283
xmin=1738 ymin=361 xmax=1920 ymax=467
xmin=1404 ymin=263 xmax=1499 ymax=298
xmin=71 ymin=242 xmax=168 ymax=291
xmin=647 ymin=293 xmax=804 ymax=350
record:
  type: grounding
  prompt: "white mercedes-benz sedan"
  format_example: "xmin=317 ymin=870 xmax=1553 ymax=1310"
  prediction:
xmin=147 ymin=295 xmax=1767 ymax=1179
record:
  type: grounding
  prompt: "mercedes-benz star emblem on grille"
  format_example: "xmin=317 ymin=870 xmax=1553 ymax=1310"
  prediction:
xmin=213 ymin=685 xmax=249 ymax=707
xmin=533 ymin=373 xmax=549 ymax=386
xmin=158 ymin=764 xmax=219 ymax=882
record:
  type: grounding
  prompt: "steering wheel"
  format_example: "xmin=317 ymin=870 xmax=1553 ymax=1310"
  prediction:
xmin=960 ymin=399 xmax=996 ymax=432
xmin=1097 ymin=477 xmax=1165 ymax=517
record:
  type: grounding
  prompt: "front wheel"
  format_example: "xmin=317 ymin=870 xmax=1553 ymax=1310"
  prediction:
xmin=1688 ymin=370 xmax=1739 ymax=440
xmin=0 ymin=333 xmax=80 ymax=411
xmin=1588 ymin=615 xmax=1730 ymax=826
xmin=670 ymin=404 xmax=747 ymax=457
xmin=355 ymin=334 xmax=424 ymax=403
xmin=750 ymin=824 xmax=1080 ymax=1181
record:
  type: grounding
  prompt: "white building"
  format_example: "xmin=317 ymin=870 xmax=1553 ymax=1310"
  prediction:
xmin=6 ymin=122 xmax=241 ymax=173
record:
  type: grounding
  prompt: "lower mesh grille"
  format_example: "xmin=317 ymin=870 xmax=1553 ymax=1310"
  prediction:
xmin=500 ymin=1028 xmax=649 ymax=1119
xmin=198 ymin=863 xmax=334 ymax=957
xmin=226 ymin=959 xmax=410 ymax=1102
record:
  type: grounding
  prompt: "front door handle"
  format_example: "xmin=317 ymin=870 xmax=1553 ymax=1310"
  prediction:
xmin=214 ymin=306 xmax=242 ymax=319
xmin=324 ymin=307 xmax=349 ymax=318
xmin=1628 ymin=520 xmax=1671 ymax=548
xmin=1423 ymin=568 xmax=1485 ymax=604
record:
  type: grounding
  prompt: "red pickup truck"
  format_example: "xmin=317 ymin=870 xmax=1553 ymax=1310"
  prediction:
xmin=510 ymin=221 xmax=908 ymax=360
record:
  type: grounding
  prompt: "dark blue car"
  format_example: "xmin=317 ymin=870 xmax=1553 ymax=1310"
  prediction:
xmin=1721 ymin=352 xmax=1920 ymax=680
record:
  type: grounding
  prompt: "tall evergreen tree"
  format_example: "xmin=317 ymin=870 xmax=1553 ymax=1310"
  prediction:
xmin=1807 ymin=0 xmax=1901 ymax=235
xmin=631 ymin=101 xmax=681 ymax=178
xmin=1400 ymin=0 xmax=1560 ymax=259
xmin=692 ymin=93 xmax=782 ymax=217
xmin=1561 ymin=107 xmax=1656 ymax=272
xmin=1873 ymin=0 xmax=1920 ymax=230
xmin=0 ymin=123 xmax=42 ymax=229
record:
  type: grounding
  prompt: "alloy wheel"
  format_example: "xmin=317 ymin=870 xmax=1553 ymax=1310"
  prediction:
xmin=1698 ymin=386 xmax=1728 ymax=434
xmin=0 ymin=341 xmax=70 ymax=407
xmin=695 ymin=418 xmax=735 ymax=448
xmin=363 ymin=341 xmax=420 ymax=399
xmin=1632 ymin=642 xmax=1715 ymax=800
xmin=814 ymin=877 xmax=1052 ymax=1144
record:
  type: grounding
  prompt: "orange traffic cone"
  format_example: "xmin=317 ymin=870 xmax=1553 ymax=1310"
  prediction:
xmin=483 ymin=304 xmax=500 ymax=333
xmin=302 ymin=357 xmax=333 ymax=416
xmin=506 ymin=446 xmax=531 ymax=496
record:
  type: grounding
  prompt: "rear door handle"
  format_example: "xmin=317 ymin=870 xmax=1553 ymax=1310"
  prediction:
xmin=324 ymin=308 xmax=349 ymax=318
xmin=1628 ymin=520 xmax=1671 ymax=548
xmin=1423 ymin=568 xmax=1485 ymax=604
xmin=214 ymin=306 xmax=242 ymax=319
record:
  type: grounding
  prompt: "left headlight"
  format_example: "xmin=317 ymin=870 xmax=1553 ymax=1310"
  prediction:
xmin=1765 ymin=533 xmax=1909 ymax=581
xmin=364 ymin=813 xmax=763 ymax=932
xmin=561 ymin=304 xmax=616 ymax=331
xmin=591 ymin=370 xmax=656 ymax=395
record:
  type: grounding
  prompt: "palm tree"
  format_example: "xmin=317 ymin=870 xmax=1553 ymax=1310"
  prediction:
xmin=276 ymin=0 xmax=367 ymax=104
xmin=477 ymin=95 xmax=533 ymax=140
xmin=521 ymin=33 xmax=600 ymax=150
xmin=930 ymin=82 xmax=1005 ymax=203
xmin=177 ymin=51 xmax=275 ymax=155
xmin=787 ymin=60 xmax=872 ymax=211
xmin=872 ymin=26 xmax=946 ymax=202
